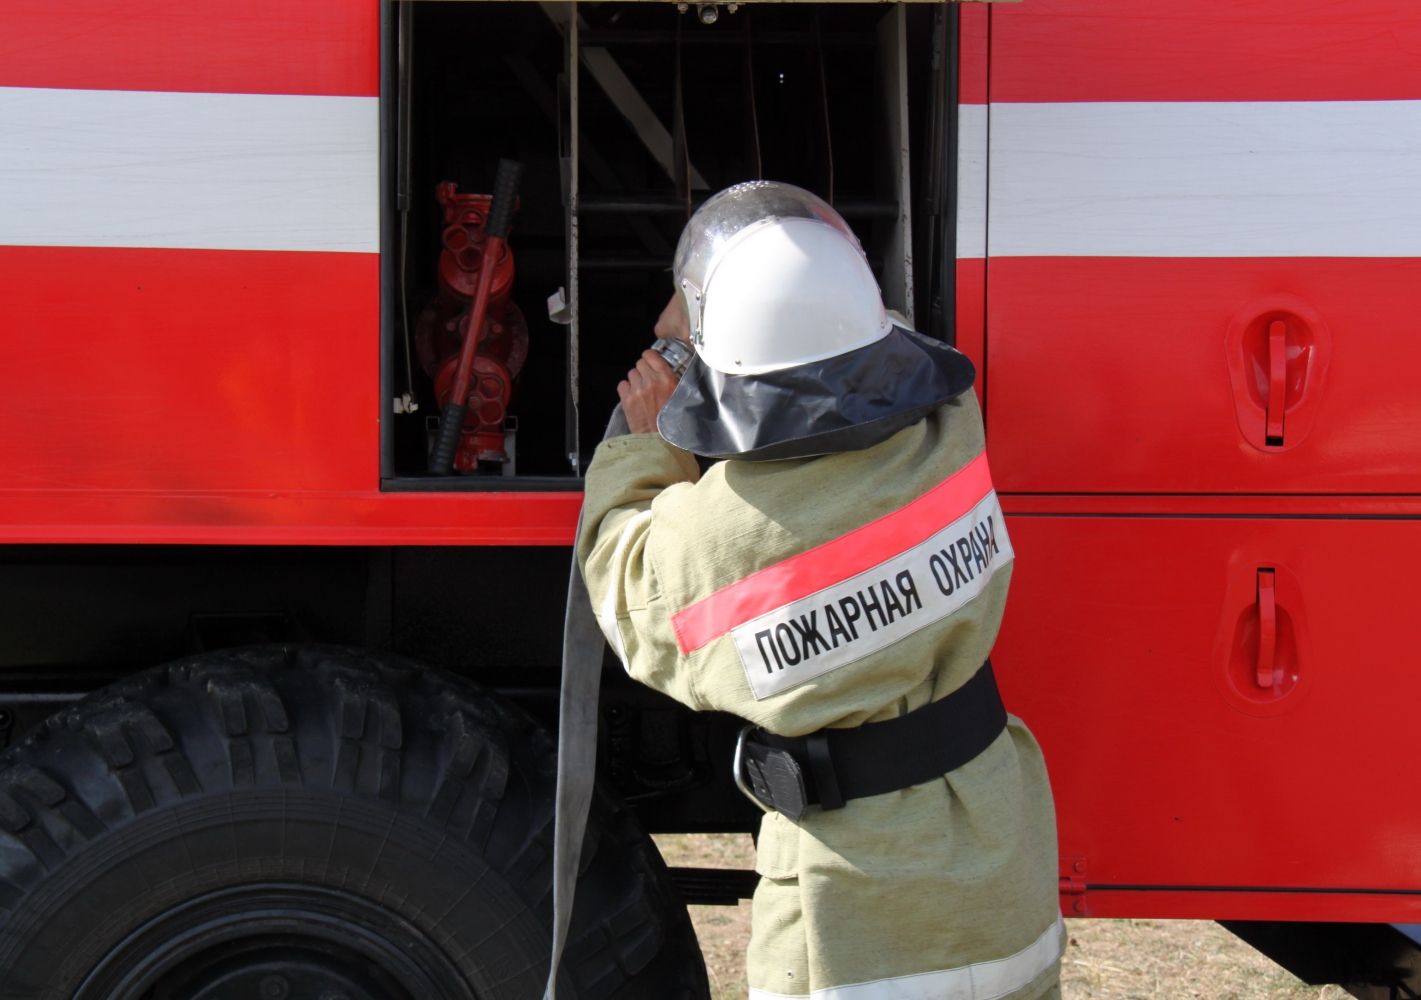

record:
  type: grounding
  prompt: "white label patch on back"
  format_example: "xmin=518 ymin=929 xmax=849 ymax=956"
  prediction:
xmin=732 ymin=491 xmax=1012 ymax=700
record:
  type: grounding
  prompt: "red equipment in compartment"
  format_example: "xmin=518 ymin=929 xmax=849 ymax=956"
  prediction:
xmin=416 ymin=181 xmax=529 ymax=471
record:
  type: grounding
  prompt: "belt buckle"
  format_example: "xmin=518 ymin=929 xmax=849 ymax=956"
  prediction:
xmin=733 ymin=725 xmax=809 ymax=822
xmin=732 ymin=725 xmax=761 ymax=808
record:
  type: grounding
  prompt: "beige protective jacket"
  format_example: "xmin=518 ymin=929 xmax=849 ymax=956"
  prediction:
xmin=579 ymin=390 xmax=1061 ymax=1000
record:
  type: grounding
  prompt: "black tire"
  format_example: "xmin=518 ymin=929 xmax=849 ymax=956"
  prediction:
xmin=0 ymin=644 xmax=709 ymax=1000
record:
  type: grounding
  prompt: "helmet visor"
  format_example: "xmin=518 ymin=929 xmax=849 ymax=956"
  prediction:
xmin=673 ymin=181 xmax=862 ymax=337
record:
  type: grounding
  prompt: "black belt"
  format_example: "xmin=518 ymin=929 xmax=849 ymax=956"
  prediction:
xmin=733 ymin=661 xmax=1007 ymax=821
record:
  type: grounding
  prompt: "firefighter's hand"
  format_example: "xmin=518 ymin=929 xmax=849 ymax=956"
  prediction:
xmin=619 ymin=350 xmax=678 ymax=434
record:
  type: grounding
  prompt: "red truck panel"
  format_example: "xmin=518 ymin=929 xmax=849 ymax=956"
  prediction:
xmin=981 ymin=0 xmax=1421 ymax=492
xmin=3 ymin=247 xmax=378 ymax=494
xmin=989 ymin=0 xmax=1421 ymax=104
xmin=988 ymin=257 xmax=1421 ymax=494
xmin=998 ymin=514 xmax=1421 ymax=920
xmin=0 ymin=0 xmax=580 ymax=544
xmin=983 ymin=0 xmax=1421 ymax=921
xmin=1 ymin=0 xmax=379 ymax=96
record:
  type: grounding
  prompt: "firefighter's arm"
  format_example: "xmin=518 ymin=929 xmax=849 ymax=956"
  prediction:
xmin=578 ymin=434 xmax=702 ymax=706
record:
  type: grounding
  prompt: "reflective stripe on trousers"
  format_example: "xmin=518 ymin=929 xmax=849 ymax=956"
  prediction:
xmin=748 ymin=917 xmax=1062 ymax=1000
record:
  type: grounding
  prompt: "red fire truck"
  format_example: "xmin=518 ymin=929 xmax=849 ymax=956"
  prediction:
xmin=3 ymin=0 xmax=1419 ymax=995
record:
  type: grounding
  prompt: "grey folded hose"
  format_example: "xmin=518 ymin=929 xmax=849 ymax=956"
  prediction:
xmin=545 ymin=405 xmax=630 ymax=1000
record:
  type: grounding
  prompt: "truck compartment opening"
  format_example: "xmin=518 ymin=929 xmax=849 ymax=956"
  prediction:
xmin=387 ymin=0 xmax=945 ymax=486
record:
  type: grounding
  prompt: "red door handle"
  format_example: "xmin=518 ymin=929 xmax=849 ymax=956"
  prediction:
xmin=1265 ymin=320 xmax=1287 ymax=445
xmin=1256 ymin=569 xmax=1277 ymax=688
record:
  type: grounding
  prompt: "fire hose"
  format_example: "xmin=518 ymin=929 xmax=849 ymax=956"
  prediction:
xmin=545 ymin=403 xmax=630 ymax=1000
xmin=427 ymin=158 xmax=523 ymax=476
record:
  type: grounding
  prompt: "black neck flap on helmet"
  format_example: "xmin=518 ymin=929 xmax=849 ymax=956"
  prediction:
xmin=657 ymin=324 xmax=976 ymax=462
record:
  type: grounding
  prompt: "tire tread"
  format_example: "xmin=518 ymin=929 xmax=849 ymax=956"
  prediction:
xmin=0 ymin=645 xmax=707 ymax=1000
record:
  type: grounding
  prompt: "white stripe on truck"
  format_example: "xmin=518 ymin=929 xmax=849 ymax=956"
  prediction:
xmin=959 ymin=99 xmax=1421 ymax=258
xmin=956 ymin=103 xmax=989 ymax=261
xmin=0 ymin=86 xmax=377 ymax=253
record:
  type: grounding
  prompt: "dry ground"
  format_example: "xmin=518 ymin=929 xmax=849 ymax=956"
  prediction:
xmin=654 ymin=832 xmax=757 ymax=1000
xmin=652 ymin=833 xmax=1351 ymax=1000
xmin=1058 ymin=920 xmax=1349 ymax=1000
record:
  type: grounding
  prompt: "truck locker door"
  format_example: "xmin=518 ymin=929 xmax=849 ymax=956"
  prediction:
xmin=981 ymin=0 xmax=1421 ymax=496
xmin=0 ymin=1 xmax=381 ymax=495
xmin=977 ymin=0 xmax=1421 ymax=922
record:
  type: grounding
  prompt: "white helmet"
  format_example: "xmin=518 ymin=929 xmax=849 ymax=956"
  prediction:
xmin=673 ymin=182 xmax=890 ymax=375
xmin=658 ymin=180 xmax=976 ymax=462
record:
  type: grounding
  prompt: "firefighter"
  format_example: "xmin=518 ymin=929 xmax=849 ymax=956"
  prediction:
xmin=578 ymin=181 xmax=1062 ymax=999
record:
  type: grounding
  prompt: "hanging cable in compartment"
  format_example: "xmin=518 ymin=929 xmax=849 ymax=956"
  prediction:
xmin=920 ymin=3 xmax=958 ymax=344
xmin=419 ymin=166 xmax=528 ymax=475
xmin=811 ymin=13 xmax=834 ymax=205
xmin=394 ymin=1 xmax=420 ymax=416
xmin=742 ymin=8 xmax=762 ymax=180
xmin=672 ymin=11 xmax=692 ymax=219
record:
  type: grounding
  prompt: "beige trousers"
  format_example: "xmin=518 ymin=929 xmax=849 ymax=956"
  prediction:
xmin=744 ymin=723 xmax=1063 ymax=999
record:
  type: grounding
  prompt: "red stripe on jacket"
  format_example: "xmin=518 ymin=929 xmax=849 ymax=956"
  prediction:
xmin=670 ymin=452 xmax=996 ymax=654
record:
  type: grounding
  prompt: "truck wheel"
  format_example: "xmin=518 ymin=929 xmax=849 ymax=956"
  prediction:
xmin=0 ymin=644 xmax=708 ymax=1000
